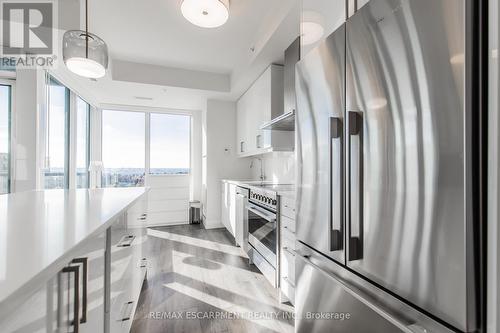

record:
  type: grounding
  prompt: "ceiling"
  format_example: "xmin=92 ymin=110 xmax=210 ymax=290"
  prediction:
xmin=91 ymin=0 xmax=288 ymax=74
xmin=54 ymin=0 xmax=301 ymax=109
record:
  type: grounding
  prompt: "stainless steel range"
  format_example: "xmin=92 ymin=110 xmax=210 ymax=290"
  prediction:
xmin=246 ymin=186 xmax=280 ymax=287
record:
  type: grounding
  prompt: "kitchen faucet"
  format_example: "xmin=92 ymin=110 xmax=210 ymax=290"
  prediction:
xmin=250 ymin=158 xmax=265 ymax=182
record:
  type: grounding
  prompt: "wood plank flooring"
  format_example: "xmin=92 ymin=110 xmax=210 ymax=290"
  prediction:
xmin=131 ymin=225 xmax=294 ymax=333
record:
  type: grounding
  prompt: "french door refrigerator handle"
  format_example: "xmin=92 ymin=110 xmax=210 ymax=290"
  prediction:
xmin=348 ymin=111 xmax=363 ymax=261
xmin=330 ymin=117 xmax=343 ymax=251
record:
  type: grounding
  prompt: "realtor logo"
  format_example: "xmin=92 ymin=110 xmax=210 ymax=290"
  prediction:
xmin=2 ymin=1 xmax=53 ymax=55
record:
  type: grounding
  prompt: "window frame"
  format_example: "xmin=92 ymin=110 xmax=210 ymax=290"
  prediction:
xmin=0 ymin=79 xmax=14 ymax=194
xmin=99 ymin=104 xmax=198 ymax=187
xmin=72 ymin=96 xmax=91 ymax=189
xmin=44 ymin=76 xmax=71 ymax=189
xmin=44 ymin=75 xmax=93 ymax=190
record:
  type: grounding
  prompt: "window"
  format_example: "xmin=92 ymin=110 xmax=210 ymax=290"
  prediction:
xmin=102 ymin=110 xmax=145 ymax=187
xmin=76 ymin=98 xmax=90 ymax=188
xmin=0 ymin=84 xmax=11 ymax=194
xmin=44 ymin=78 xmax=69 ymax=189
xmin=150 ymin=113 xmax=191 ymax=175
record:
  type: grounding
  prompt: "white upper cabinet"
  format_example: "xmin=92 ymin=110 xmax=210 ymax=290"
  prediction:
xmin=236 ymin=65 xmax=293 ymax=157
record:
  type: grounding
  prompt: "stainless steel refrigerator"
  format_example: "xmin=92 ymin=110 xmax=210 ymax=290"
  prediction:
xmin=295 ymin=0 xmax=485 ymax=332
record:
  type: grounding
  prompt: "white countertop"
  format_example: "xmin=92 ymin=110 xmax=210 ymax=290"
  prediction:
xmin=0 ymin=187 xmax=148 ymax=308
xmin=221 ymin=179 xmax=296 ymax=198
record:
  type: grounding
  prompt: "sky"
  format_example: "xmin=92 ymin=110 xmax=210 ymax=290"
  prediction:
xmin=102 ymin=110 xmax=190 ymax=169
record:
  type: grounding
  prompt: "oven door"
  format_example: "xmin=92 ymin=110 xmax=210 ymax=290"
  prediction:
xmin=247 ymin=202 xmax=277 ymax=267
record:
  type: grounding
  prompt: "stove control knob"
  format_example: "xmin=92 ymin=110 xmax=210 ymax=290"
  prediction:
xmin=272 ymin=199 xmax=277 ymax=205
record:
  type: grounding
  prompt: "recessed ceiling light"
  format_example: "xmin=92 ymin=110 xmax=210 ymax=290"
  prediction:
xmin=181 ymin=0 xmax=229 ymax=28
xmin=301 ymin=21 xmax=324 ymax=46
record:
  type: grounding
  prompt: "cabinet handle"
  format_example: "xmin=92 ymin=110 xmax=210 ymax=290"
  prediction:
xmin=256 ymin=134 xmax=262 ymax=149
xmin=71 ymin=258 xmax=88 ymax=323
xmin=139 ymin=257 xmax=148 ymax=268
xmin=120 ymin=301 xmax=135 ymax=321
xmin=117 ymin=235 xmax=136 ymax=247
xmin=240 ymin=141 xmax=245 ymax=153
xmin=62 ymin=265 xmax=80 ymax=333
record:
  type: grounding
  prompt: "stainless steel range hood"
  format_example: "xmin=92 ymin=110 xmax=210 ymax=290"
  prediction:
xmin=260 ymin=110 xmax=295 ymax=131
xmin=260 ymin=38 xmax=299 ymax=133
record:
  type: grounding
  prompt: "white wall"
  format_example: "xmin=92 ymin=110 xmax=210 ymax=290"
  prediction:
xmin=488 ymin=0 xmax=499 ymax=331
xmin=249 ymin=151 xmax=295 ymax=184
xmin=202 ymin=100 xmax=252 ymax=229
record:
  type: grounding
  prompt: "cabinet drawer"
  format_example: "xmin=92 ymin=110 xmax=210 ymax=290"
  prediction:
xmin=128 ymin=196 xmax=148 ymax=214
xmin=280 ymin=276 xmax=295 ymax=305
xmin=127 ymin=211 xmax=148 ymax=227
xmin=280 ymin=196 xmax=296 ymax=219
xmin=281 ymin=215 xmax=295 ymax=233
xmin=281 ymin=223 xmax=296 ymax=243
xmin=281 ymin=247 xmax=296 ymax=285
xmin=282 ymin=234 xmax=296 ymax=252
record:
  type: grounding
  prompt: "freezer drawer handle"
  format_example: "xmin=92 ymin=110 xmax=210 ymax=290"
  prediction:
xmin=62 ymin=264 xmax=80 ymax=333
xmin=348 ymin=111 xmax=364 ymax=261
xmin=330 ymin=117 xmax=344 ymax=251
xmin=70 ymin=257 xmax=88 ymax=324
xmin=297 ymin=253 xmax=420 ymax=333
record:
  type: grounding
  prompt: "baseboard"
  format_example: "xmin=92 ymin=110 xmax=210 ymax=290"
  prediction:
xmin=147 ymin=221 xmax=189 ymax=228
xmin=203 ymin=219 xmax=224 ymax=230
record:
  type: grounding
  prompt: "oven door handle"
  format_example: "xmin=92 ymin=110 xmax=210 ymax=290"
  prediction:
xmin=247 ymin=204 xmax=276 ymax=222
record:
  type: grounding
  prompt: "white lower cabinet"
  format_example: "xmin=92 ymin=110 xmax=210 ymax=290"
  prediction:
xmin=279 ymin=195 xmax=296 ymax=305
xmin=61 ymin=231 xmax=107 ymax=333
xmin=0 ymin=278 xmax=57 ymax=333
xmin=221 ymin=181 xmax=237 ymax=238
xmin=127 ymin=194 xmax=148 ymax=227
xmin=109 ymin=217 xmax=147 ymax=333
xmin=0 ymin=231 xmax=107 ymax=333
xmin=0 ymin=209 xmax=147 ymax=333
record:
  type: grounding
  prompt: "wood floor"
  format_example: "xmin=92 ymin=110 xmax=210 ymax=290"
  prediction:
xmin=131 ymin=225 xmax=294 ymax=333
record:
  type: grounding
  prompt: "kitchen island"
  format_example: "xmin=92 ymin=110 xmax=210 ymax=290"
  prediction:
xmin=0 ymin=187 xmax=149 ymax=333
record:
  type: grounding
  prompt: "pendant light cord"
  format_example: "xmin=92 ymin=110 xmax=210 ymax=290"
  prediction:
xmin=85 ymin=0 xmax=89 ymax=58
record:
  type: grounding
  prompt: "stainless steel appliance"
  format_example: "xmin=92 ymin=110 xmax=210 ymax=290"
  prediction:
xmin=295 ymin=0 xmax=485 ymax=332
xmin=247 ymin=186 xmax=279 ymax=287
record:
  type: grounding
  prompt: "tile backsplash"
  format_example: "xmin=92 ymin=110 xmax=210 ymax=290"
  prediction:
xmin=249 ymin=152 xmax=295 ymax=184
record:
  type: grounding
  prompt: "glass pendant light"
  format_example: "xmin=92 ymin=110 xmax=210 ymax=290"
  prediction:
xmin=63 ymin=0 xmax=108 ymax=78
xmin=181 ymin=0 xmax=229 ymax=28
